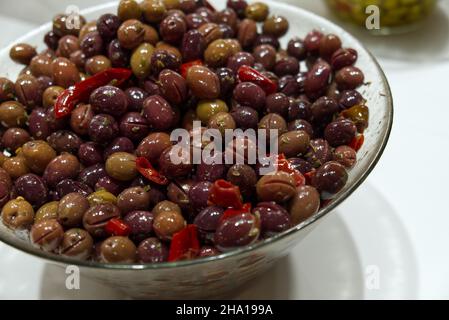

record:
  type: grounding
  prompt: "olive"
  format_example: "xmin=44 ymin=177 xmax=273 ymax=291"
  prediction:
xmin=118 ymin=0 xmax=142 ymax=21
xmin=124 ymin=210 xmax=154 ymax=240
xmin=237 ymin=19 xmax=257 ymax=48
xmin=207 ymin=111 xmax=236 ymax=135
xmin=153 ymin=210 xmax=186 ymax=241
xmin=14 ymin=74 xmax=43 ymax=108
xmin=117 ymin=187 xmax=151 ymax=213
xmin=56 ymin=179 xmax=93 ymax=199
xmin=278 ymin=130 xmax=310 ymax=157
xmin=256 ymin=170 xmax=296 ymax=203
xmin=125 ymin=87 xmax=149 ymax=111
xmin=47 ymin=130 xmax=82 ymax=154
xmin=181 ymin=29 xmax=206 ymax=62
xmin=160 ymin=15 xmax=186 ymax=45
xmin=44 ymin=31 xmax=60 ymax=51
xmin=136 ymin=132 xmax=172 ymax=163
xmin=137 ymin=237 xmax=168 ymax=263
xmin=214 ymin=212 xmax=260 ymax=250
xmin=289 ymin=185 xmax=320 ymax=224
xmin=252 ymin=44 xmax=276 ymax=71
xmin=233 ymin=82 xmax=266 ymax=111
xmin=324 ymin=119 xmax=357 ymax=147
xmin=311 ymin=161 xmax=348 ymax=195
xmin=105 ymin=152 xmax=138 ymax=182
xmin=153 ymin=200 xmax=181 ymax=217
xmin=103 ymin=137 xmax=135 ymax=160
xmin=335 ymin=66 xmax=365 ymax=90
xmin=51 ymin=57 xmax=81 ymax=88
xmin=331 ymin=48 xmax=357 ymax=70
xmin=100 ymin=236 xmax=137 ymax=263
xmin=97 ymin=13 xmax=121 ymax=41
xmin=42 ymin=86 xmax=64 ymax=109
xmin=14 ymin=173 xmax=48 ymax=207
xmin=130 ymin=43 xmax=155 ymax=79
xmin=30 ymin=219 xmax=64 ymax=252
xmin=70 ymin=103 xmax=94 ymax=136
xmin=204 ymin=39 xmax=241 ymax=67
xmin=2 ymin=156 xmax=30 ymax=179
xmin=35 ymin=201 xmax=59 ymax=223
xmin=263 ymin=15 xmax=289 ymax=38
xmin=9 ymin=43 xmax=37 ymax=65
xmin=87 ymin=189 xmax=118 ymax=207
xmin=0 ymin=77 xmax=16 ymax=102
xmin=85 ymin=55 xmax=112 ymax=75
xmin=60 ymin=228 xmax=93 ymax=260
xmin=341 ymin=104 xmax=369 ymax=132
xmin=230 ymin=106 xmax=259 ymax=130
xmin=158 ymin=145 xmax=193 ymax=179
xmin=108 ymin=39 xmax=130 ymax=68
xmin=1 ymin=128 xmax=30 ymax=151
xmin=333 ymin=145 xmax=357 ymax=168
xmin=79 ymin=21 xmax=98 ymax=42
xmin=52 ymin=13 xmax=86 ymax=37
xmin=186 ymin=65 xmax=220 ymax=100
xmin=21 ymin=140 xmax=57 ymax=174
xmin=196 ymin=99 xmax=228 ymax=124
xmin=90 ymin=86 xmax=128 ymax=118
xmin=43 ymin=153 xmax=80 ymax=188
xmin=143 ymin=24 xmax=160 ymax=45
xmin=245 ymin=2 xmax=269 ymax=21
xmin=29 ymin=54 xmax=53 ymax=78
xmin=319 ymin=34 xmax=342 ymax=61
xmin=88 ymin=114 xmax=120 ymax=144
xmin=158 ymin=69 xmax=187 ymax=105
xmin=142 ymin=95 xmax=176 ymax=131
xmin=226 ymin=164 xmax=257 ymax=198
xmin=310 ymin=96 xmax=339 ymax=125
xmin=167 ymin=179 xmax=193 ymax=211
xmin=117 ymin=19 xmax=145 ymax=49
xmin=141 ymin=0 xmax=167 ymax=24
xmin=1 ymin=197 xmax=34 ymax=230
xmin=288 ymin=119 xmax=314 ymax=137
xmin=58 ymin=192 xmax=90 ymax=227
xmin=258 ymin=113 xmax=288 ymax=141
xmin=253 ymin=202 xmax=292 ymax=237
xmin=57 ymin=35 xmax=80 ymax=58
xmin=305 ymin=138 xmax=333 ymax=168
xmin=83 ymin=203 xmax=121 ymax=238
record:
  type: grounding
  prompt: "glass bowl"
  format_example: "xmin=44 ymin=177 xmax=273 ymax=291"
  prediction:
xmin=0 ymin=0 xmax=393 ymax=299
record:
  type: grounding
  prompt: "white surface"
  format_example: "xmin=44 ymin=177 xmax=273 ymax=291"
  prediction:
xmin=0 ymin=0 xmax=448 ymax=299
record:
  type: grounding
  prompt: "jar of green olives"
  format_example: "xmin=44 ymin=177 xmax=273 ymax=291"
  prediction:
xmin=326 ymin=0 xmax=437 ymax=34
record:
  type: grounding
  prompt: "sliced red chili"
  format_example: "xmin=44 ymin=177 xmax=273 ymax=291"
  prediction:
xmin=275 ymin=154 xmax=306 ymax=187
xmin=105 ymin=218 xmax=131 ymax=237
xmin=180 ymin=59 xmax=204 ymax=78
xmin=54 ymin=68 xmax=132 ymax=118
xmin=237 ymin=65 xmax=278 ymax=95
xmin=135 ymin=157 xmax=169 ymax=185
xmin=220 ymin=203 xmax=252 ymax=223
xmin=208 ymin=179 xmax=243 ymax=209
xmin=168 ymin=224 xmax=200 ymax=262
xmin=349 ymin=134 xmax=364 ymax=151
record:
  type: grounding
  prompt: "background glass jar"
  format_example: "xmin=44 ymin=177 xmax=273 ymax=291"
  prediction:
xmin=325 ymin=0 xmax=437 ymax=34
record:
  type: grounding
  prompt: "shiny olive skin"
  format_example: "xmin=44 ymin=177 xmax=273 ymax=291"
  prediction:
xmin=287 ymin=99 xmax=311 ymax=122
xmin=44 ymin=31 xmax=60 ymax=50
xmin=1 ymin=128 xmax=30 ymax=151
xmin=117 ymin=187 xmax=151 ymax=213
xmin=70 ymin=103 xmax=94 ymax=136
xmin=97 ymin=13 xmax=121 ymax=41
xmin=324 ymin=119 xmax=357 ymax=147
xmin=204 ymin=39 xmax=241 ymax=67
xmin=35 ymin=201 xmax=59 ymax=223
xmin=159 ymin=145 xmax=193 ymax=178
xmin=124 ymin=210 xmax=154 ymax=240
xmin=312 ymin=161 xmax=348 ymax=195
xmin=0 ymin=77 xmax=15 ymax=102
xmin=21 ymin=140 xmax=57 ymax=175
xmin=227 ymin=52 xmax=255 ymax=73
xmin=1 ymin=197 xmax=34 ymax=230
xmin=108 ymin=39 xmax=130 ymax=68
xmin=85 ymin=55 xmax=111 ymax=75
xmin=181 ymin=29 xmax=206 ymax=61
xmin=167 ymin=179 xmax=193 ymax=211
xmin=142 ymin=95 xmax=176 ymax=131
xmin=153 ymin=200 xmax=181 ymax=217
xmin=2 ymin=157 xmax=30 ymax=180
xmin=304 ymin=60 xmax=331 ymax=100
xmin=30 ymin=54 xmax=53 ymax=78
xmin=78 ymin=143 xmax=104 ymax=167
xmin=87 ymin=189 xmax=118 ymax=206
xmin=214 ymin=212 xmax=260 ymax=250
xmin=57 ymin=192 xmax=89 ymax=228
xmin=14 ymin=74 xmax=43 ymax=108
xmin=130 ymin=43 xmax=154 ymax=79
xmin=136 ymin=132 xmax=172 ymax=163
xmin=43 ymin=153 xmax=81 ymax=188
xmin=245 ymin=2 xmax=269 ymax=21
xmin=215 ymin=67 xmax=236 ymax=98
xmin=226 ymin=164 xmax=257 ymax=198
xmin=9 ymin=43 xmax=37 ymax=65
xmin=56 ymin=179 xmax=93 ymax=199
xmin=288 ymin=119 xmax=314 ymax=137
xmin=253 ymin=202 xmax=292 ymax=237
xmin=186 ymin=65 xmax=220 ymax=100
xmin=57 ymin=35 xmax=80 ymax=58
xmin=42 ymin=85 xmax=64 ymax=108
xmin=331 ymin=48 xmax=357 ymax=70
xmin=158 ymin=69 xmax=187 ymax=105
xmin=230 ymin=106 xmax=258 ymax=130
xmin=100 ymin=236 xmax=137 ymax=263
xmin=105 ymin=152 xmax=138 ymax=181
xmin=287 ymin=37 xmax=307 ymax=60
xmin=335 ymin=66 xmax=365 ymax=90
xmin=256 ymin=171 xmax=296 ymax=203
xmin=196 ymin=99 xmax=228 ymax=124
xmin=51 ymin=57 xmax=81 ymax=88
xmin=117 ymin=19 xmax=145 ymax=50
xmin=252 ymin=44 xmax=276 ymax=70
xmin=341 ymin=104 xmax=369 ymax=132
xmin=305 ymin=138 xmax=333 ymax=168
xmin=153 ymin=210 xmax=186 ymax=241
xmin=52 ymin=13 xmax=86 ymax=37
xmin=47 ymin=130 xmax=82 ymax=154
xmin=88 ymin=114 xmax=120 ymax=144
xmin=278 ymin=130 xmax=310 ymax=157
xmin=150 ymin=49 xmax=181 ymax=75
xmin=289 ymin=185 xmax=320 ymax=224
xmin=14 ymin=173 xmax=48 ymax=207
xmin=188 ymin=181 xmax=211 ymax=212
xmin=160 ymin=15 xmax=187 ymax=45
xmin=207 ymin=111 xmax=236 ymax=135
xmin=237 ymin=19 xmax=257 ymax=48
xmin=125 ymin=87 xmax=149 ymax=111
xmin=103 ymin=137 xmax=134 ymax=160
xmin=137 ymin=237 xmax=168 ymax=263
xmin=30 ymin=219 xmax=64 ymax=252
xmin=274 ymin=56 xmax=299 ymax=77
xmin=119 ymin=112 xmax=149 ymax=142
xmin=233 ymin=82 xmax=266 ymax=111
xmin=194 ymin=205 xmax=224 ymax=236
xmin=78 ymin=164 xmax=107 ymax=188
xmin=266 ymin=92 xmax=289 ymax=117
xmin=319 ymin=34 xmax=342 ymax=61
xmin=60 ymin=228 xmax=93 ymax=260
xmin=83 ymin=203 xmax=121 ymax=238
xmin=258 ymin=113 xmax=288 ymax=140
xmin=333 ymin=145 xmax=357 ymax=168
xmin=118 ymin=0 xmax=142 ymax=21
xmin=263 ymin=15 xmax=289 ymax=38
xmin=90 ymin=86 xmax=128 ymax=117
xmin=310 ymin=96 xmax=339 ymax=125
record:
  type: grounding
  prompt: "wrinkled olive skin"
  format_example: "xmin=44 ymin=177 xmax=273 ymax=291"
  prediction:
xmin=83 ymin=203 xmax=121 ymax=238
xmin=14 ymin=74 xmax=43 ymax=108
xmin=305 ymin=138 xmax=333 ymax=168
xmin=47 ymin=130 xmax=82 ymax=154
xmin=289 ymin=185 xmax=320 ymax=224
xmin=60 ymin=228 xmax=94 ymax=260
xmin=1 ymin=197 xmax=35 ymax=230
xmin=256 ymin=171 xmax=297 ymax=203
xmin=30 ymin=219 xmax=64 ymax=252
xmin=100 ymin=236 xmax=137 ymax=263
xmin=158 ymin=69 xmax=187 ymax=105
xmin=58 ymin=193 xmax=90 ymax=227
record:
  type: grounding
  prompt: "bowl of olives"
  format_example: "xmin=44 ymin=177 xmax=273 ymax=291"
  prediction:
xmin=0 ymin=0 xmax=392 ymax=299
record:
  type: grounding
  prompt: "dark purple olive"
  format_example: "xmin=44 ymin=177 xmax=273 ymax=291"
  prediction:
xmin=78 ymin=142 xmax=104 ymax=166
xmin=95 ymin=175 xmax=124 ymax=196
xmin=226 ymin=164 xmax=257 ymax=198
xmin=288 ymin=157 xmax=313 ymax=174
xmin=230 ymin=106 xmax=258 ymax=130
xmin=266 ymin=92 xmax=289 ymax=118
xmin=305 ymin=138 xmax=333 ymax=168
xmin=194 ymin=206 xmax=224 ymax=242
xmin=304 ymin=60 xmax=331 ymax=100
xmin=233 ymin=82 xmax=266 ymax=111
xmin=56 ymin=179 xmax=93 ymax=198
xmin=108 ymin=39 xmax=130 ymax=68
xmin=15 ymin=173 xmax=48 ymax=207
xmin=97 ymin=14 xmax=121 ymax=41
xmin=103 ymin=137 xmax=134 ymax=160
xmin=137 ymin=237 xmax=168 ymax=263
xmin=253 ymin=202 xmax=292 ymax=237
xmin=125 ymin=87 xmax=149 ymax=112
xmin=214 ymin=212 xmax=260 ymax=250
xmin=142 ymin=95 xmax=176 ymax=131
xmin=124 ymin=210 xmax=154 ymax=241
xmin=1 ymin=128 xmax=30 ymax=151
xmin=288 ymin=119 xmax=314 ymax=137
xmin=215 ymin=67 xmax=236 ymax=98
xmin=47 ymin=130 xmax=82 ymax=154
xmin=287 ymin=99 xmax=311 ymax=121
xmin=119 ymin=112 xmax=149 ymax=141
xmin=80 ymin=31 xmax=103 ymax=58
xmin=195 ymin=161 xmax=225 ymax=182
xmin=339 ymin=90 xmax=364 ymax=109
xmin=77 ymin=163 xmax=107 ymax=188
xmin=90 ymin=85 xmax=128 ymax=117
xmin=227 ymin=52 xmax=255 ymax=73
xmin=278 ymin=75 xmax=300 ymax=97
xmin=181 ymin=29 xmax=205 ymax=62
xmin=324 ymin=119 xmax=357 ymax=147
xmin=88 ymin=114 xmax=119 ymax=144
xmin=311 ymin=161 xmax=348 ymax=195
xmin=310 ymin=96 xmax=339 ymax=125
xmin=150 ymin=50 xmax=181 ymax=76
xmin=188 ymin=181 xmax=212 ymax=212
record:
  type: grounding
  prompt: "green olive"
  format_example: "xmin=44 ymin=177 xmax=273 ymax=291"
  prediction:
xmin=207 ymin=111 xmax=236 ymax=136
xmin=341 ymin=104 xmax=369 ymax=132
xmin=130 ymin=42 xmax=155 ymax=79
xmin=141 ymin=0 xmax=167 ymax=24
xmin=118 ymin=0 xmax=142 ymax=21
xmin=1 ymin=197 xmax=34 ymax=230
xmin=87 ymin=190 xmax=118 ymax=206
xmin=245 ymin=2 xmax=269 ymax=22
xmin=35 ymin=201 xmax=59 ymax=223
xmin=196 ymin=99 xmax=229 ymax=124
xmin=163 ymin=0 xmax=180 ymax=10
xmin=263 ymin=15 xmax=289 ymax=38
xmin=204 ymin=39 xmax=241 ymax=67
xmin=105 ymin=152 xmax=138 ymax=181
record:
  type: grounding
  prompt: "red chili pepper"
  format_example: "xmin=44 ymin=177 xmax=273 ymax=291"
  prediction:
xmin=105 ymin=218 xmax=131 ymax=236
xmin=237 ymin=65 xmax=278 ymax=95
xmin=135 ymin=157 xmax=169 ymax=185
xmin=208 ymin=179 xmax=243 ymax=209
xmin=349 ymin=134 xmax=364 ymax=151
xmin=54 ymin=68 xmax=132 ymax=118
xmin=220 ymin=203 xmax=252 ymax=223
xmin=275 ymin=154 xmax=306 ymax=187
xmin=180 ymin=59 xmax=203 ymax=78
xmin=168 ymin=224 xmax=200 ymax=262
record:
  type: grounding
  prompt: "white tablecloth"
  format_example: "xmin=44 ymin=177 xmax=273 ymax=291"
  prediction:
xmin=1 ymin=0 xmax=448 ymax=299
